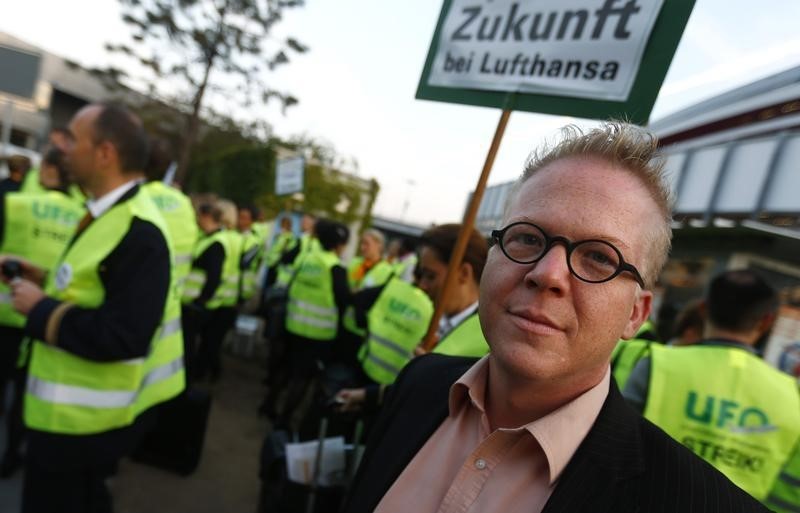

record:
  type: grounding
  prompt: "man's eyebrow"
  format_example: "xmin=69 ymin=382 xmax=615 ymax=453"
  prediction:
xmin=509 ymin=216 xmax=632 ymax=250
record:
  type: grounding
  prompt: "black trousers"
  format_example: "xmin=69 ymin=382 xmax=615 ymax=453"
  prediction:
xmin=194 ymin=306 xmax=236 ymax=381
xmin=0 ymin=325 xmax=24 ymax=411
xmin=21 ymin=411 xmax=155 ymax=513
xmin=0 ymin=326 xmax=25 ymax=466
xmin=181 ymin=304 xmax=210 ymax=382
xmin=22 ymin=457 xmax=115 ymax=513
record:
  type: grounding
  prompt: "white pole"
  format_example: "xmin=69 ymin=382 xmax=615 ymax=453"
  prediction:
xmin=1 ymin=100 xmax=13 ymax=158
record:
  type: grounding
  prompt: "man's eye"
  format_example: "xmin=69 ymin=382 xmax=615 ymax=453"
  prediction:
xmin=588 ymin=251 xmax=612 ymax=264
xmin=509 ymin=233 xmax=542 ymax=246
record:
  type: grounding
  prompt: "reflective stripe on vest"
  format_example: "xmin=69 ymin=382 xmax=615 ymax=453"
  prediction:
xmin=766 ymin=453 xmax=800 ymax=513
xmin=25 ymin=187 xmax=185 ymax=435
xmin=645 ymin=344 xmax=800 ymax=500
xmin=27 ymin=355 xmax=183 ymax=408
xmin=432 ymin=312 xmax=489 ymax=358
xmin=365 ymin=353 xmax=402 ymax=378
xmin=175 ymin=253 xmax=193 ymax=266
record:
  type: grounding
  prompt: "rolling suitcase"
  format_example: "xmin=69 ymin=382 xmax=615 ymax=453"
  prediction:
xmin=131 ymin=387 xmax=212 ymax=475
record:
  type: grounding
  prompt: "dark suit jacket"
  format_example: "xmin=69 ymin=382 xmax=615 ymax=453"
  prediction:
xmin=343 ymin=354 xmax=769 ymax=513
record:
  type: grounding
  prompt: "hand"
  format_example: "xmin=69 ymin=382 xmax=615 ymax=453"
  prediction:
xmin=0 ymin=255 xmax=46 ymax=286
xmin=413 ymin=344 xmax=429 ymax=356
xmin=11 ymin=279 xmax=46 ymax=315
xmin=334 ymin=388 xmax=366 ymax=413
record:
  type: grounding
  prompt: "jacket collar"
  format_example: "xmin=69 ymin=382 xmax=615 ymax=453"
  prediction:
xmin=542 ymin=379 xmax=646 ymax=512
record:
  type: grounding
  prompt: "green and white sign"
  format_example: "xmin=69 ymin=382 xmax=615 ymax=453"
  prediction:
xmin=417 ymin=0 xmax=696 ymax=124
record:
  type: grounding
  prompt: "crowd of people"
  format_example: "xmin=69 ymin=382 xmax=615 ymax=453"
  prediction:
xmin=0 ymin=107 xmax=798 ymax=513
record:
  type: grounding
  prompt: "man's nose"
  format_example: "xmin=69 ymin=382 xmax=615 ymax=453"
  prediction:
xmin=524 ymin=243 xmax=571 ymax=292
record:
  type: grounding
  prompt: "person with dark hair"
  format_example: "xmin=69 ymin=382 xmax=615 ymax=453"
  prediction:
xmin=181 ymin=202 xmax=230 ymax=382
xmin=334 ymin=223 xmax=488 ymax=412
xmin=344 ymin=122 xmax=767 ymax=513
xmin=37 ymin=148 xmax=71 ymax=194
xmin=0 ymin=103 xmax=183 ymax=513
xmin=0 ymin=155 xmax=32 ymax=196
xmin=418 ymin=223 xmax=489 ymax=357
xmin=624 ymin=269 xmax=799 ymax=506
xmin=0 ymin=146 xmax=85 ymax=478
xmin=668 ymin=298 xmax=705 ymax=346
xmin=394 ymin=237 xmax=418 ymax=283
xmin=21 ymin=128 xmax=80 ymax=198
xmin=276 ymin=218 xmax=350 ymax=429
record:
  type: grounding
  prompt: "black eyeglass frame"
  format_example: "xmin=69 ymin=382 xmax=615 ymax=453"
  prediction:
xmin=491 ymin=221 xmax=646 ymax=288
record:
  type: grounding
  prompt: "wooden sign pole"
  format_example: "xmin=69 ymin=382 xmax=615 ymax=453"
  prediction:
xmin=421 ymin=107 xmax=512 ymax=351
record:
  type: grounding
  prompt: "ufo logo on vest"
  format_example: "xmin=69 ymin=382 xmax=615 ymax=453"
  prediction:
xmin=55 ymin=263 xmax=73 ymax=291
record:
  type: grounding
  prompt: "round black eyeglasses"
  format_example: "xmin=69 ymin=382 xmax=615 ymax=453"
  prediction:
xmin=491 ymin=222 xmax=645 ymax=287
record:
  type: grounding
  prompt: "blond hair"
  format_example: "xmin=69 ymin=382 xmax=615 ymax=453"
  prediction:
xmin=516 ymin=121 xmax=673 ymax=288
xmin=216 ymin=199 xmax=238 ymax=230
xmin=362 ymin=228 xmax=386 ymax=253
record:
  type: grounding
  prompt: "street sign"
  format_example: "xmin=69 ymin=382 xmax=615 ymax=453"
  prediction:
xmin=0 ymin=45 xmax=41 ymax=99
xmin=417 ymin=0 xmax=696 ymax=125
xmin=275 ymin=156 xmax=305 ymax=196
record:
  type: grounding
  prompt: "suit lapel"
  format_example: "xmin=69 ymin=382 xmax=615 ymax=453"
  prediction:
xmin=351 ymin=357 xmax=473 ymax=513
xmin=542 ymin=380 xmax=646 ymax=513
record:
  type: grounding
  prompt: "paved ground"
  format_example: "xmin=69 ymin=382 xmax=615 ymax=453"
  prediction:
xmin=0 ymin=353 xmax=271 ymax=513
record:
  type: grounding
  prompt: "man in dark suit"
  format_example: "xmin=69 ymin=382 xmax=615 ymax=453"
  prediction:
xmin=343 ymin=122 xmax=768 ymax=513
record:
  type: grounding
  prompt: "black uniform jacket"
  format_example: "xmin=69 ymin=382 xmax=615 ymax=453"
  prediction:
xmin=342 ymin=354 xmax=769 ymax=513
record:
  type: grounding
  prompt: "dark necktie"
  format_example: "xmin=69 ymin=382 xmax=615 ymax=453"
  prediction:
xmin=74 ymin=211 xmax=94 ymax=236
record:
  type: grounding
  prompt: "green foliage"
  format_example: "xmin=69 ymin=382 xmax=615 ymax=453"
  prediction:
xmin=188 ymin=144 xmax=276 ymax=205
xmin=188 ymin=143 xmax=379 ymax=226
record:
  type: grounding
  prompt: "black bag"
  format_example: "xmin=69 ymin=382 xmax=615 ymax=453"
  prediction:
xmin=258 ymin=415 xmax=364 ymax=513
xmin=131 ymin=387 xmax=212 ymax=475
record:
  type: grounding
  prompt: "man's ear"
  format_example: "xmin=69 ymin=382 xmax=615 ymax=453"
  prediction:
xmin=757 ymin=312 xmax=777 ymax=337
xmin=458 ymin=261 xmax=474 ymax=286
xmin=621 ymin=289 xmax=653 ymax=340
xmin=96 ymin=140 xmax=117 ymax=168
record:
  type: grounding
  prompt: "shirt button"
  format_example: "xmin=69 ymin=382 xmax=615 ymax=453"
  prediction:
xmin=474 ymin=458 xmax=487 ymax=470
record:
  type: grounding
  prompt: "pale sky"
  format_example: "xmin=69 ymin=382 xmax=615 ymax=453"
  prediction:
xmin=2 ymin=0 xmax=800 ymax=226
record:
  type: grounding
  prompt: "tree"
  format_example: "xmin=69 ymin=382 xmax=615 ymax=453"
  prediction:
xmin=104 ymin=0 xmax=307 ymax=185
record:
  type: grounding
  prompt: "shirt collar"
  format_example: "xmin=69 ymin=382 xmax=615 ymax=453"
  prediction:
xmin=439 ymin=301 xmax=479 ymax=337
xmin=450 ymin=357 xmax=610 ymax=485
xmin=85 ymin=179 xmax=141 ymax=218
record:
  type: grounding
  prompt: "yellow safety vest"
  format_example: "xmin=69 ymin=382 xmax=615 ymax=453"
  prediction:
xmin=359 ymin=277 xmax=433 ymax=384
xmin=143 ymin=181 xmax=198 ymax=296
xmin=0 ymin=191 xmax=84 ymax=327
xmin=239 ymin=228 xmax=265 ymax=300
xmin=25 ymin=188 xmax=185 ymax=434
xmin=275 ymin=233 xmax=318 ymax=288
xmin=182 ymin=230 xmax=232 ymax=309
xmin=433 ymin=311 xmax=489 ymax=358
xmin=285 ymin=250 xmax=340 ymax=341
xmin=645 ymin=344 xmax=800 ymax=501
xmin=611 ymin=320 xmax=660 ymax=389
